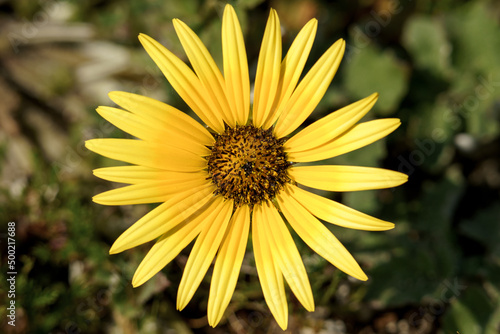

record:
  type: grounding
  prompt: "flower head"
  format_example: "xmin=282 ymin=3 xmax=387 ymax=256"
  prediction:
xmin=86 ymin=4 xmax=407 ymax=330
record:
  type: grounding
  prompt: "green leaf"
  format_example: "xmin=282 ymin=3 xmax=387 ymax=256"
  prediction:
xmin=459 ymin=204 xmax=500 ymax=257
xmin=343 ymin=44 xmax=408 ymax=116
xmin=364 ymin=177 xmax=463 ymax=306
xmin=442 ymin=285 xmax=500 ymax=334
xmin=415 ymin=176 xmax=464 ymax=232
xmin=446 ymin=2 xmax=500 ymax=77
xmin=402 ymin=15 xmax=451 ymax=76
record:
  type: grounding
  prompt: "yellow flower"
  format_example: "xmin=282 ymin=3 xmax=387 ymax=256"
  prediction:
xmin=86 ymin=4 xmax=407 ymax=330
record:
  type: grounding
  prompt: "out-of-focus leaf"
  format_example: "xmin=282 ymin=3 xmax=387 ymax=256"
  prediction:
xmin=459 ymin=204 xmax=500 ymax=257
xmin=364 ymin=177 xmax=463 ymax=305
xmin=410 ymin=100 xmax=456 ymax=141
xmin=402 ymin=15 xmax=451 ymax=76
xmin=442 ymin=285 xmax=500 ymax=334
xmin=415 ymin=176 xmax=463 ymax=232
xmin=406 ymin=99 xmax=456 ymax=172
xmin=343 ymin=44 xmax=408 ymax=116
xmin=464 ymin=88 xmax=500 ymax=139
xmin=446 ymin=2 xmax=500 ymax=77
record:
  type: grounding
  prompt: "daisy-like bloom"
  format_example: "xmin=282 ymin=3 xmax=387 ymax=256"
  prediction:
xmin=86 ymin=4 xmax=407 ymax=330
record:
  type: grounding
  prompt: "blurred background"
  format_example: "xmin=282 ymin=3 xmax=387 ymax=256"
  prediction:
xmin=1 ymin=0 xmax=499 ymax=333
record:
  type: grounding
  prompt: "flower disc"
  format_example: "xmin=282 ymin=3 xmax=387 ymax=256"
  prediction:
xmin=207 ymin=125 xmax=291 ymax=207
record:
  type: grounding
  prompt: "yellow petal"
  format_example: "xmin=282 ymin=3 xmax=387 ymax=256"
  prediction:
xmin=173 ymin=19 xmax=235 ymax=127
xmin=252 ymin=205 xmax=288 ymax=330
xmin=287 ymin=119 xmax=401 ymax=162
xmin=109 ymin=184 xmax=215 ymax=254
xmin=285 ymin=93 xmax=379 ymax=152
xmin=96 ymin=106 xmax=158 ymax=142
xmin=96 ymin=106 xmax=209 ymax=155
xmin=286 ymin=184 xmax=394 ymax=231
xmin=274 ymin=39 xmax=345 ymax=138
xmin=93 ymin=174 xmax=209 ymax=205
xmin=261 ymin=201 xmax=315 ymax=312
xmin=85 ymin=138 xmax=208 ymax=172
xmin=289 ymin=165 xmax=408 ymax=191
xmin=108 ymin=91 xmax=214 ymax=146
xmin=207 ymin=205 xmax=250 ymax=327
xmin=177 ymin=199 xmax=234 ymax=310
xmin=277 ymin=190 xmax=368 ymax=281
xmin=138 ymin=34 xmax=225 ymax=132
xmin=222 ymin=4 xmax=250 ymax=125
xmin=263 ymin=18 xmax=317 ymax=129
xmin=132 ymin=196 xmax=225 ymax=287
xmin=93 ymin=166 xmax=199 ymax=184
xmin=252 ymin=9 xmax=281 ymax=128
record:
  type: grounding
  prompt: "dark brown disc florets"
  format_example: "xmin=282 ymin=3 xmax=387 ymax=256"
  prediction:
xmin=207 ymin=125 xmax=291 ymax=207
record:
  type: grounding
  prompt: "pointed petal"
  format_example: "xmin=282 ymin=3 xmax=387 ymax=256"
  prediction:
xmin=277 ymin=190 xmax=368 ymax=281
xmin=288 ymin=165 xmax=408 ymax=191
xmin=177 ymin=199 xmax=234 ymax=310
xmin=208 ymin=205 xmax=250 ymax=327
xmin=96 ymin=106 xmax=209 ymax=154
xmin=96 ymin=106 xmax=158 ymax=142
xmin=85 ymin=139 xmax=208 ymax=172
xmin=274 ymin=39 xmax=345 ymax=138
xmin=252 ymin=9 xmax=282 ymax=128
xmin=261 ymin=201 xmax=315 ymax=312
xmin=138 ymin=34 xmax=225 ymax=132
xmin=263 ymin=19 xmax=317 ymax=129
xmin=287 ymin=119 xmax=401 ymax=162
xmin=252 ymin=205 xmax=288 ymax=330
xmin=173 ymin=19 xmax=235 ymax=127
xmin=222 ymin=5 xmax=250 ymax=125
xmin=132 ymin=196 xmax=224 ymax=287
xmin=108 ymin=91 xmax=214 ymax=146
xmin=109 ymin=184 xmax=215 ymax=254
xmin=285 ymin=93 xmax=378 ymax=152
xmin=286 ymin=184 xmax=394 ymax=231
xmin=93 ymin=166 xmax=200 ymax=185
xmin=93 ymin=175 xmax=210 ymax=205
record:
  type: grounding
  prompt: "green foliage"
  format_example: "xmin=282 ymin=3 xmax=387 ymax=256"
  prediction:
xmin=442 ymin=285 xmax=500 ymax=334
xmin=402 ymin=15 xmax=451 ymax=76
xmin=344 ymin=44 xmax=409 ymax=116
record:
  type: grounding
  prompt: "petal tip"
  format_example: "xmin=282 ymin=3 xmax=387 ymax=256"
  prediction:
xmin=176 ymin=298 xmax=187 ymax=312
xmin=109 ymin=244 xmax=120 ymax=255
xmin=359 ymin=273 xmax=369 ymax=281
xmin=370 ymin=92 xmax=380 ymax=101
xmin=382 ymin=222 xmax=396 ymax=231
xmin=84 ymin=139 xmax=95 ymax=151
xmin=172 ymin=18 xmax=183 ymax=28
xmin=109 ymin=237 xmax=128 ymax=255
xmin=131 ymin=273 xmax=146 ymax=288
xmin=207 ymin=312 xmax=222 ymax=328
xmin=138 ymin=33 xmax=151 ymax=45
xmin=276 ymin=317 xmax=288 ymax=331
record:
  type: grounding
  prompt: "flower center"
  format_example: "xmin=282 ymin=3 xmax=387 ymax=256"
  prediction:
xmin=207 ymin=125 xmax=291 ymax=207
